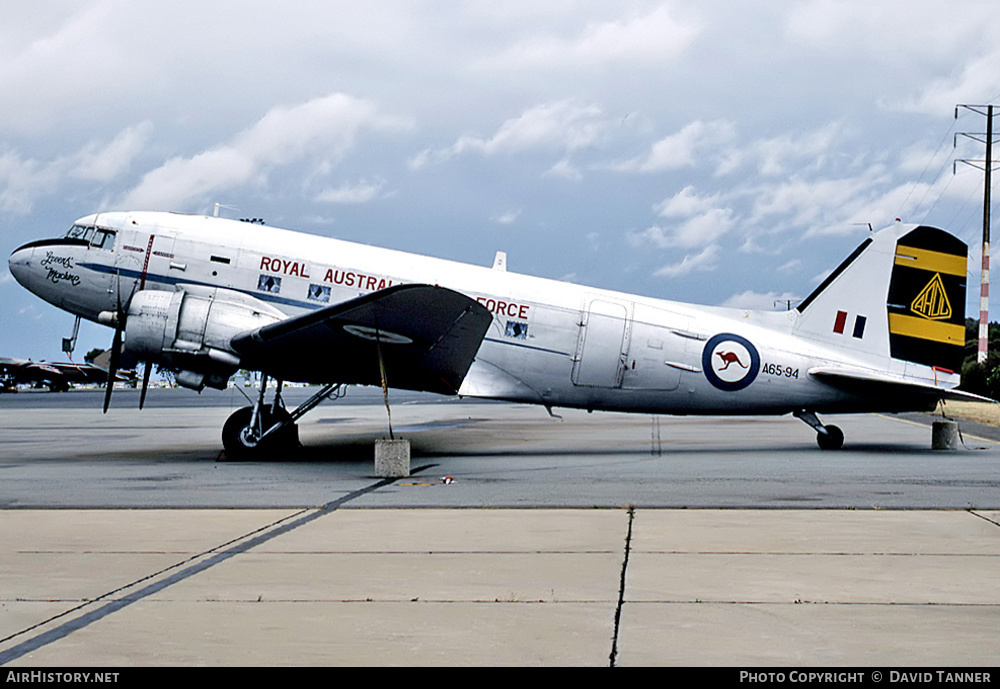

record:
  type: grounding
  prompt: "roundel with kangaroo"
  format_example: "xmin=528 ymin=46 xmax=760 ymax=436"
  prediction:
xmin=702 ymin=333 xmax=760 ymax=391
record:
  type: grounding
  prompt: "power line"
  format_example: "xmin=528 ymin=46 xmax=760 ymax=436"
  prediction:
xmin=955 ymin=104 xmax=999 ymax=363
xmin=899 ymin=117 xmax=958 ymax=221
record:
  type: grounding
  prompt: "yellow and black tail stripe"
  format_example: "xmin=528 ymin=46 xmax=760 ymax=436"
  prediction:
xmin=886 ymin=313 xmax=965 ymax=346
xmin=893 ymin=245 xmax=967 ymax=278
xmin=887 ymin=226 xmax=967 ymax=372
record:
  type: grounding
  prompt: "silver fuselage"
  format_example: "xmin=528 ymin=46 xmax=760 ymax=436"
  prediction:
xmin=9 ymin=211 xmax=953 ymax=415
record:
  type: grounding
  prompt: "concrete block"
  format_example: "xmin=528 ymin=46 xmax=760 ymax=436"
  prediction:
xmin=375 ymin=438 xmax=410 ymax=477
xmin=931 ymin=420 xmax=959 ymax=450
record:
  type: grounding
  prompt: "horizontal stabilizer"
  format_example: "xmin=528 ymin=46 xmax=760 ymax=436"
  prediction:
xmin=809 ymin=367 xmax=994 ymax=404
xmin=232 ymin=284 xmax=492 ymax=395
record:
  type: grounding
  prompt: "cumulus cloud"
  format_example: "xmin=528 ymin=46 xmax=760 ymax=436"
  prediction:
xmin=655 ymin=186 xmax=723 ymax=218
xmin=786 ymin=1 xmax=1000 ymax=116
xmin=0 ymin=150 xmax=55 ymax=213
xmin=652 ymin=244 xmax=720 ymax=278
xmin=629 ymin=208 xmax=736 ymax=250
xmin=777 ymin=259 xmax=802 ymax=273
xmin=117 ymin=94 xmax=398 ymax=210
xmin=315 ymin=178 xmax=388 ymax=205
xmin=0 ymin=0 xmax=133 ymax=133
xmin=72 ymin=122 xmax=152 ymax=182
xmin=477 ymin=5 xmax=700 ymax=71
xmin=491 ymin=209 xmax=522 ymax=225
xmin=901 ymin=49 xmax=1000 ymax=115
xmin=786 ymin=0 xmax=990 ymax=61
xmin=615 ymin=120 xmax=735 ymax=173
xmin=747 ymin=169 xmax=891 ymax=235
xmin=410 ymin=101 xmax=608 ymax=168
xmin=0 ymin=123 xmax=152 ymax=213
xmin=545 ymin=158 xmax=584 ymax=180
xmin=716 ymin=122 xmax=842 ymax=177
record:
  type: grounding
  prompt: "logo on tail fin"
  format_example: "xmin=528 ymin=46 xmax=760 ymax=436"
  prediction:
xmin=910 ymin=273 xmax=952 ymax=321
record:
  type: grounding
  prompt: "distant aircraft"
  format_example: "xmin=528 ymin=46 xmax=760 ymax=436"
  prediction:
xmin=8 ymin=211 xmax=985 ymax=457
xmin=0 ymin=355 xmax=135 ymax=392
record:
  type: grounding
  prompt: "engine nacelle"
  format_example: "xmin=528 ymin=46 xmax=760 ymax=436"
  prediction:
xmin=124 ymin=287 xmax=285 ymax=390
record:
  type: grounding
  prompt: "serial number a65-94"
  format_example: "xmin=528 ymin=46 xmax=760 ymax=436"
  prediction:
xmin=763 ymin=363 xmax=799 ymax=378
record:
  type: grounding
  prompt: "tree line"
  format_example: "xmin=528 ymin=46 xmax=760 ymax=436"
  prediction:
xmin=959 ymin=318 xmax=1000 ymax=399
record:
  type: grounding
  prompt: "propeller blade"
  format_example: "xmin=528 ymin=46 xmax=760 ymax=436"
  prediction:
xmin=139 ymin=361 xmax=151 ymax=410
xmin=103 ymin=327 xmax=122 ymax=414
xmin=103 ymin=270 xmax=129 ymax=414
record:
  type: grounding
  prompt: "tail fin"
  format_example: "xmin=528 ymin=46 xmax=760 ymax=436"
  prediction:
xmin=793 ymin=224 xmax=967 ymax=373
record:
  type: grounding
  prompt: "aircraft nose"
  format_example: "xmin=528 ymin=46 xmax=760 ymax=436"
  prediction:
xmin=8 ymin=243 xmax=35 ymax=290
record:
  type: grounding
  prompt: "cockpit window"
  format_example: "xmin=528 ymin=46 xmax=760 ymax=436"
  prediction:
xmin=66 ymin=224 xmax=95 ymax=242
xmin=90 ymin=228 xmax=116 ymax=250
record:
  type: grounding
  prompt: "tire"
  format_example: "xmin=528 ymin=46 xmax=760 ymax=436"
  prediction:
xmin=816 ymin=424 xmax=844 ymax=450
xmin=221 ymin=406 xmax=299 ymax=461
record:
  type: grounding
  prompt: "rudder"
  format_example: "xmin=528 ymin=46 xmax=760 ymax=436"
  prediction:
xmin=886 ymin=226 xmax=967 ymax=372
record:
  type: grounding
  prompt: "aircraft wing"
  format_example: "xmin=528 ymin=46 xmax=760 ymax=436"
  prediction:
xmin=23 ymin=362 xmax=66 ymax=378
xmin=45 ymin=362 xmax=109 ymax=383
xmin=809 ymin=367 xmax=995 ymax=404
xmin=2 ymin=358 xmax=85 ymax=382
xmin=231 ymin=284 xmax=492 ymax=395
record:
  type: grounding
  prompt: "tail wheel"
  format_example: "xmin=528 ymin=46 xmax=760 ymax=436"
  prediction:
xmin=816 ymin=424 xmax=844 ymax=450
xmin=221 ymin=406 xmax=299 ymax=460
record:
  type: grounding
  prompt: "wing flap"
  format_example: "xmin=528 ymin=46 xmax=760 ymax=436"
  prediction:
xmin=809 ymin=366 xmax=994 ymax=404
xmin=231 ymin=284 xmax=492 ymax=395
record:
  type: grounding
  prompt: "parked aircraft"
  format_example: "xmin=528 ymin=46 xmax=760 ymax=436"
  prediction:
xmin=0 ymin=355 xmax=135 ymax=392
xmin=8 ymin=211 xmax=982 ymax=457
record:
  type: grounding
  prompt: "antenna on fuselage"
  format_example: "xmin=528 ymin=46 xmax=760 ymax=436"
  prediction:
xmin=213 ymin=203 xmax=239 ymax=218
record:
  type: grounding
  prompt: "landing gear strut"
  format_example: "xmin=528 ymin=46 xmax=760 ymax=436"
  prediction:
xmin=220 ymin=374 xmax=345 ymax=460
xmin=794 ymin=410 xmax=844 ymax=450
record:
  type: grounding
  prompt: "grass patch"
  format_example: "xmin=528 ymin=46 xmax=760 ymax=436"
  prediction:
xmin=940 ymin=400 xmax=1000 ymax=427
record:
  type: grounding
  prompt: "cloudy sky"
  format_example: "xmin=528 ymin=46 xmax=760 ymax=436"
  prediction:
xmin=3 ymin=0 xmax=1000 ymax=362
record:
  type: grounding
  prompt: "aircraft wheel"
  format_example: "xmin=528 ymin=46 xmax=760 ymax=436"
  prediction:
xmin=221 ymin=407 xmax=258 ymax=460
xmin=221 ymin=406 xmax=299 ymax=461
xmin=816 ymin=424 xmax=844 ymax=451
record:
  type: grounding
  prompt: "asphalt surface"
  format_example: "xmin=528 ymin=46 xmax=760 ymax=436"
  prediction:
xmin=0 ymin=386 xmax=998 ymax=666
xmin=2 ymin=386 xmax=998 ymax=509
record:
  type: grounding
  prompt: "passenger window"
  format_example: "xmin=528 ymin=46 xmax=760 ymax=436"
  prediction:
xmin=308 ymin=284 xmax=330 ymax=303
xmin=257 ymin=274 xmax=281 ymax=294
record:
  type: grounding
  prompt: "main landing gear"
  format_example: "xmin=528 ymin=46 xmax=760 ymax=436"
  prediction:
xmin=220 ymin=375 xmax=345 ymax=460
xmin=794 ymin=410 xmax=844 ymax=451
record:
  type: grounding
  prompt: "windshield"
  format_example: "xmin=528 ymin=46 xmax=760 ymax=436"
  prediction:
xmin=66 ymin=224 xmax=95 ymax=242
xmin=64 ymin=224 xmax=115 ymax=250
